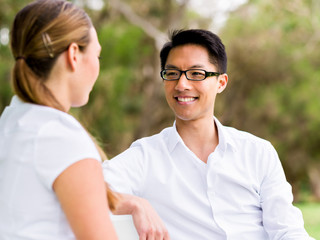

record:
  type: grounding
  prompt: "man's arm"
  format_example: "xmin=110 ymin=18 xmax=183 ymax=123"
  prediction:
xmin=111 ymin=193 xmax=170 ymax=240
xmin=103 ymin=146 xmax=170 ymax=240
xmin=260 ymin=143 xmax=315 ymax=240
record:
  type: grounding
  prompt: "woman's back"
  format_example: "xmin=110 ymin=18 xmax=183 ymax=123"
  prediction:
xmin=0 ymin=96 xmax=100 ymax=239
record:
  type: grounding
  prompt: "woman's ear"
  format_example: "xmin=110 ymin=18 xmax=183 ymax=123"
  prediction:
xmin=217 ymin=73 xmax=228 ymax=93
xmin=66 ymin=43 xmax=80 ymax=71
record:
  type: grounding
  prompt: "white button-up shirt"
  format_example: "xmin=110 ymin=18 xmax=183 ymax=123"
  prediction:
xmin=103 ymin=117 xmax=313 ymax=240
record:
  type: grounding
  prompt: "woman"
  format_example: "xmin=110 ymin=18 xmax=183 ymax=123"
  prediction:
xmin=0 ymin=0 xmax=118 ymax=239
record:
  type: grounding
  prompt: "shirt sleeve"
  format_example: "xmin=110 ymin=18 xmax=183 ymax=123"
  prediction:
xmin=260 ymin=142 xmax=315 ymax=240
xmin=34 ymin=118 xmax=101 ymax=190
xmin=102 ymin=144 xmax=145 ymax=196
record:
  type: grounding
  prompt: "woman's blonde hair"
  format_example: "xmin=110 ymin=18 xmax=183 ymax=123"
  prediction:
xmin=10 ymin=0 xmax=118 ymax=210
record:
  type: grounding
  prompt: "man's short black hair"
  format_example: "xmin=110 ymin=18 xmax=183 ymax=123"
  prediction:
xmin=160 ymin=29 xmax=227 ymax=73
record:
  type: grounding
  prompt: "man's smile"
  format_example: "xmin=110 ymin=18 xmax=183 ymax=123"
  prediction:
xmin=175 ymin=96 xmax=198 ymax=103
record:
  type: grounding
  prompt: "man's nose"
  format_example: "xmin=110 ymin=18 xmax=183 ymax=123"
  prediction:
xmin=175 ymin=72 xmax=191 ymax=91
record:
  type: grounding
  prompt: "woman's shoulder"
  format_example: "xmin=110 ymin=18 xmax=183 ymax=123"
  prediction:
xmin=1 ymin=97 xmax=79 ymax=136
xmin=12 ymin=99 xmax=82 ymax=134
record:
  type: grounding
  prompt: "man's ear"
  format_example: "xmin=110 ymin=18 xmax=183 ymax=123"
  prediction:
xmin=66 ymin=43 xmax=80 ymax=71
xmin=217 ymin=73 xmax=228 ymax=93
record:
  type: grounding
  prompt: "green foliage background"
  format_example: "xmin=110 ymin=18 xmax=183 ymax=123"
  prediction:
xmin=217 ymin=0 xmax=320 ymax=201
xmin=0 ymin=0 xmax=319 ymax=203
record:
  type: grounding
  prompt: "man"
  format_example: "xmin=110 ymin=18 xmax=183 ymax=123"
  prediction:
xmin=103 ymin=29 xmax=314 ymax=239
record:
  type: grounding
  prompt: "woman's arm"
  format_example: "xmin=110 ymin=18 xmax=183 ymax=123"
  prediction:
xmin=53 ymin=158 xmax=118 ymax=240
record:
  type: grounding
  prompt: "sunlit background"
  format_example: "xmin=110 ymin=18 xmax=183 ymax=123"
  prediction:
xmin=0 ymin=0 xmax=319 ymax=236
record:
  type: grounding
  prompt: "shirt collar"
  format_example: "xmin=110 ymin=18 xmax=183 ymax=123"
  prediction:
xmin=10 ymin=95 xmax=23 ymax=107
xmin=167 ymin=121 xmax=183 ymax=153
xmin=167 ymin=117 xmax=237 ymax=153
xmin=213 ymin=116 xmax=238 ymax=153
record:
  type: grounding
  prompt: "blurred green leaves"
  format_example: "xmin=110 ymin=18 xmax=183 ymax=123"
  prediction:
xmin=1 ymin=0 xmax=319 ymax=201
xmin=218 ymin=0 xmax=320 ymax=200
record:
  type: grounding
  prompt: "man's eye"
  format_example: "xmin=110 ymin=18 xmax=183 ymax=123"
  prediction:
xmin=167 ymin=72 xmax=177 ymax=76
xmin=191 ymin=71 xmax=205 ymax=76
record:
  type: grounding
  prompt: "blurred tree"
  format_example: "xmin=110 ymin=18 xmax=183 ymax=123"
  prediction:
xmin=0 ymin=0 xmax=27 ymax=111
xmin=218 ymin=0 xmax=320 ymax=201
xmin=75 ymin=0 xmax=213 ymax=156
xmin=1 ymin=0 xmax=319 ymax=201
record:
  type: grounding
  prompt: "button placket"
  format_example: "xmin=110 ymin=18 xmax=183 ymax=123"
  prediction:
xmin=206 ymin=150 xmax=227 ymax=237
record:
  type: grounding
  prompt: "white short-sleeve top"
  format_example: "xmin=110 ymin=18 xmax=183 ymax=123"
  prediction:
xmin=0 ymin=96 xmax=101 ymax=240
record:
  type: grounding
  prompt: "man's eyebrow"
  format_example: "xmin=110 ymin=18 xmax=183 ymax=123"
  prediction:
xmin=164 ymin=64 xmax=178 ymax=69
xmin=189 ymin=64 xmax=205 ymax=69
xmin=164 ymin=64 xmax=206 ymax=69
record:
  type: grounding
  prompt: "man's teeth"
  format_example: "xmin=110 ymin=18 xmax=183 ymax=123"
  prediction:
xmin=177 ymin=97 xmax=195 ymax=102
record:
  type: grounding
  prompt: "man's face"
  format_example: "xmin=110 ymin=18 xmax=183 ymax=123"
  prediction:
xmin=163 ymin=44 xmax=227 ymax=123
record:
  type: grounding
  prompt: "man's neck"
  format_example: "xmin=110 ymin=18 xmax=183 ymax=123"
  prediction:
xmin=175 ymin=117 xmax=219 ymax=164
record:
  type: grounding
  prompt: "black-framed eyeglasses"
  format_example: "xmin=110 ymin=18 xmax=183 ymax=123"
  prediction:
xmin=160 ymin=69 xmax=222 ymax=81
